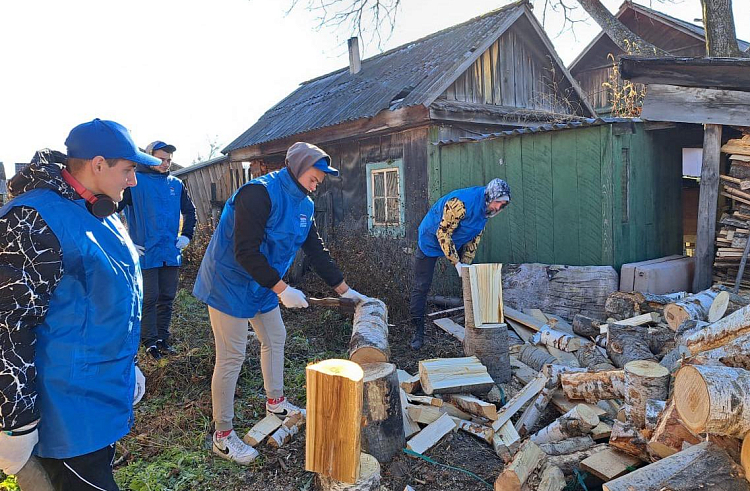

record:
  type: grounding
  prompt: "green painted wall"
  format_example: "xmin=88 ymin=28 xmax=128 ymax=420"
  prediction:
xmin=428 ymin=123 xmax=683 ymax=270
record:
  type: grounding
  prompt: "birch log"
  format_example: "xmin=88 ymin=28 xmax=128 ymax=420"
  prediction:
xmin=532 ymin=326 xmax=583 ymax=352
xmin=605 ymin=291 xmax=686 ymax=319
xmin=647 ymin=399 xmax=701 ymax=459
xmin=268 ymin=411 xmax=306 ymax=448
xmin=560 ymin=369 xmax=625 ymax=403
xmin=318 ymin=453 xmax=381 ymax=491
xmin=537 ymin=463 xmax=566 ymax=491
xmin=674 ymin=364 xmax=750 ymax=437
xmin=684 ymin=305 xmax=750 ymax=354
xmin=623 ymin=361 xmax=670 ymax=429
xmin=359 ymin=363 xmax=405 ymax=463
xmin=663 ymin=289 xmax=719 ymax=331
xmin=572 ymin=314 xmax=602 ymax=338
xmin=576 ymin=343 xmax=615 ymax=371
xmin=607 ymin=324 xmax=656 ymax=368
xmin=538 ymin=435 xmax=595 ymax=455
xmin=517 ymin=344 xmax=557 ymax=371
xmin=609 ymin=420 xmax=650 ymax=461
xmin=515 ymin=387 xmax=554 ymax=437
xmin=349 ymin=299 xmax=389 ymax=364
xmin=530 ymin=404 xmax=599 ymax=444
xmin=644 ymin=399 xmax=666 ymax=431
xmin=602 ymin=442 xmax=750 ymax=491
xmin=691 ymin=332 xmax=750 ymax=369
xmin=544 ymin=443 xmax=608 ymax=475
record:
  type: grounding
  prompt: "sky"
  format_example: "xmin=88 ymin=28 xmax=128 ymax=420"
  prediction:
xmin=1 ymin=0 xmax=748 ymax=178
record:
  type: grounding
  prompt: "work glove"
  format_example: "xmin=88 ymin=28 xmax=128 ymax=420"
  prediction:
xmin=0 ymin=421 xmax=39 ymax=476
xmin=278 ymin=286 xmax=309 ymax=309
xmin=134 ymin=244 xmax=146 ymax=256
xmin=133 ymin=365 xmax=146 ymax=406
xmin=175 ymin=235 xmax=190 ymax=250
xmin=340 ymin=287 xmax=368 ymax=304
xmin=455 ymin=262 xmax=467 ymax=278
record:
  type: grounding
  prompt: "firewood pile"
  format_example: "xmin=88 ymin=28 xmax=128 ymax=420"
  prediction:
xmin=715 ymin=134 xmax=750 ymax=288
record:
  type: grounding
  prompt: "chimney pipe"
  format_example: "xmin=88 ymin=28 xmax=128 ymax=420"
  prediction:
xmin=348 ymin=37 xmax=361 ymax=75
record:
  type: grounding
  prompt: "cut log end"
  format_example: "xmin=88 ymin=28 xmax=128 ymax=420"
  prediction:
xmin=708 ymin=291 xmax=731 ymax=323
xmin=624 ymin=360 xmax=669 ymax=379
xmin=673 ymin=365 xmax=711 ymax=433
xmin=742 ymin=436 xmax=750 ymax=482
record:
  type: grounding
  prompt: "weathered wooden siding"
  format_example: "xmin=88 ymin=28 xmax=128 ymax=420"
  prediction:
xmin=178 ymin=160 xmax=249 ymax=225
xmin=428 ymin=123 xmax=684 ymax=269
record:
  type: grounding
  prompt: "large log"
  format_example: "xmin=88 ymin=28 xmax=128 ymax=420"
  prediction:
xmin=606 ymin=324 xmax=657 ymax=368
xmin=560 ymin=369 xmax=625 ymax=403
xmin=544 ymin=443 xmax=608 ymax=475
xmin=605 ymin=291 xmax=686 ymax=319
xmin=624 ymin=361 xmax=670 ymax=429
xmin=532 ymin=326 xmax=583 ymax=352
xmin=538 ymin=435 xmax=595 ymax=455
xmin=609 ymin=420 xmax=650 ymax=461
xmin=576 ymin=343 xmax=615 ymax=371
xmin=690 ymin=332 xmax=750 ymax=369
xmin=517 ymin=344 xmax=557 ymax=371
xmin=708 ymin=288 xmax=750 ymax=322
xmin=572 ymin=314 xmax=602 ymax=338
xmin=359 ymin=363 xmax=404 ymax=463
xmin=674 ymin=364 xmax=750 ymax=437
xmin=602 ymin=442 xmax=750 ymax=491
xmin=418 ymin=356 xmax=494 ymax=395
xmin=349 ymin=299 xmax=389 ymax=364
xmin=493 ymin=441 xmax=544 ymax=491
xmin=530 ymin=404 xmax=600 ymax=444
xmin=663 ymin=289 xmax=720 ymax=331
xmin=684 ymin=305 xmax=750 ymax=354
xmin=318 ymin=453 xmax=381 ymax=491
xmin=306 ymin=359 xmax=364 ymax=483
xmin=647 ymin=399 xmax=701 ymax=459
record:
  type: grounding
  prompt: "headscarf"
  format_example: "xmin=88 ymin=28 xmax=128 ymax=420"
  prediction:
xmin=484 ymin=178 xmax=511 ymax=218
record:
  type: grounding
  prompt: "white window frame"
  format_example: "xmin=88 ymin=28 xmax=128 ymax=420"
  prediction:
xmin=366 ymin=159 xmax=405 ymax=237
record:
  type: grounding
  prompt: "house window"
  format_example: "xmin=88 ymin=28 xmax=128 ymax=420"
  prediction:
xmin=366 ymin=159 xmax=405 ymax=236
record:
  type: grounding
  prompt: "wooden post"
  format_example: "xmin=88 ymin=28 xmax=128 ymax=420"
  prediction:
xmin=306 ymin=359 xmax=364 ymax=483
xmin=349 ymin=299 xmax=389 ymax=364
xmin=359 ymin=363 xmax=405 ymax=463
xmin=693 ymin=124 xmax=722 ymax=292
xmin=624 ymin=361 xmax=670 ymax=429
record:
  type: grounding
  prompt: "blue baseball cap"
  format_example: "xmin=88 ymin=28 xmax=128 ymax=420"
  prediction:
xmin=65 ymin=119 xmax=161 ymax=166
xmin=313 ymin=157 xmax=340 ymax=176
xmin=146 ymin=141 xmax=177 ymax=154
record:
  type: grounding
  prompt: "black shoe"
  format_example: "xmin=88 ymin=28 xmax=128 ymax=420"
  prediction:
xmin=146 ymin=345 xmax=163 ymax=360
xmin=410 ymin=319 xmax=425 ymax=350
xmin=156 ymin=339 xmax=177 ymax=356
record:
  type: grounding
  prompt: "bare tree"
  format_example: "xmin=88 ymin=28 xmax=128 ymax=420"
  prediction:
xmin=701 ymin=0 xmax=743 ymax=56
xmin=192 ymin=135 xmax=223 ymax=164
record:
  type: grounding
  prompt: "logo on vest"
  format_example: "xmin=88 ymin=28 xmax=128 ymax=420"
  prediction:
xmin=169 ymin=187 xmax=176 ymax=196
xmin=299 ymin=214 xmax=308 ymax=229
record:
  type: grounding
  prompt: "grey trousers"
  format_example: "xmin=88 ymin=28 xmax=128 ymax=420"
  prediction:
xmin=208 ymin=306 xmax=286 ymax=431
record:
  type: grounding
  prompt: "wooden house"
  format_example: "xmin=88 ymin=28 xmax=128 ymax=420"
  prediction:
xmin=194 ymin=0 xmax=593 ymax=240
xmin=569 ymin=1 xmax=749 ymax=112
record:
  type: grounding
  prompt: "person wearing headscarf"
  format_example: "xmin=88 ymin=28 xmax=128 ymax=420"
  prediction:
xmin=409 ymin=178 xmax=511 ymax=350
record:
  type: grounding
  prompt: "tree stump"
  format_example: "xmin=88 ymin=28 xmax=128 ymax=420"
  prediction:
xmin=663 ymin=289 xmax=719 ymax=331
xmin=349 ymin=299 xmax=389 ymax=364
xmin=359 ymin=363 xmax=404 ymax=463
xmin=530 ymin=404 xmax=599 ymax=444
xmin=624 ymin=361 xmax=670 ymax=429
xmin=317 ymin=453 xmax=381 ymax=491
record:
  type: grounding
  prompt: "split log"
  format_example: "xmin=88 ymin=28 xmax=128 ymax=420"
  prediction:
xmin=404 ymin=394 xmax=442 ymax=407
xmin=530 ymin=404 xmax=599 ymax=444
xmin=599 ymin=312 xmax=661 ymax=335
xmin=607 ymin=324 xmax=657 ymax=368
xmin=549 ymin=391 xmax=608 ymax=419
xmin=690 ymin=332 xmax=750 ymax=369
xmin=674 ymin=364 xmax=750 ymax=437
xmin=268 ymin=411 xmax=306 ymax=448
xmin=406 ymin=413 xmax=456 ymax=454
xmin=644 ymin=399 xmax=666 ymax=431
xmin=537 ymin=463 xmax=566 ymax=491
xmin=591 ymin=421 xmax=612 ymax=440
xmin=418 ymin=356 xmax=494 ymax=395
xmin=576 ymin=343 xmax=615 ymax=371
xmin=572 ymin=314 xmax=602 ymax=338
xmin=602 ymin=442 xmax=750 ymax=491
xmin=542 ymin=364 xmax=587 ymax=389
xmin=624 ymin=361 xmax=670 ymax=429
xmin=538 ymin=435 xmax=595 ymax=455
xmin=605 ymin=291 xmax=685 ymax=319
xmin=349 ymin=299 xmax=389 ymax=364
xmin=492 ymin=421 xmax=521 ymax=463
xmin=707 ymin=434 xmax=743 ymax=464
xmin=517 ymin=344 xmax=557 ymax=371
xmin=493 ymin=441 xmax=544 ymax=491
xmin=532 ymin=326 xmax=583 ymax=352
xmin=742 ymin=435 xmax=749 ymax=483
xmin=560 ymin=369 xmax=625 ymax=403
xmin=306 ymin=359 xmax=364 ymax=483
xmin=397 ymin=370 xmax=421 ymax=394
xmin=453 ymin=418 xmax=494 ymax=444
xmin=647 ymin=399 xmax=701 ymax=459
xmin=609 ymin=420 xmax=650 ymax=461
xmin=318 ymin=453 xmax=381 ymax=491
xmin=446 ymin=394 xmax=497 ymax=420
xmin=509 ymin=356 xmax=538 ymax=385
xmin=515 ymin=387 xmax=554 ymax=437
xmin=492 ymin=373 xmax=548 ymax=431
xmin=544 ymin=443 xmax=608 ymax=474
xmin=243 ymin=414 xmax=282 ymax=446
xmin=581 ymin=447 xmax=642 ymax=481
xmin=359 ymin=363 xmax=405 ymax=463
xmin=663 ymin=289 xmax=720 ymax=331
xmin=399 ymin=389 xmax=420 ymax=438
xmin=684 ymin=305 xmax=750 ymax=354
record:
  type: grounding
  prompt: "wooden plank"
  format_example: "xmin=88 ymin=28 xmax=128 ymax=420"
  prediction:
xmin=694 ymin=124 xmax=722 ymax=291
xmin=507 ymin=318 xmax=535 ymax=344
xmin=505 ymin=135 xmax=526 ymax=263
xmin=510 ymin=356 xmax=538 ymax=385
xmin=418 ymin=357 xmax=495 ymax=395
xmin=580 ymin=447 xmax=641 ymax=481
xmin=505 ymin=306 xmax=544 ymax=331
xmin=534 ymin=133 xmax=556 ymax=263
xmin=492 ymin=373 xmax=548 ymax=431
xmin=522 ymin=135 xmax=538 ymax=260
xmin=432 ymin=318 xmax=465 ymax=342
xmin=406 ymin=413 xmax=456 ymax=454
xmin=641 ymin=84 xmax=750 ymax=126
xmin=600 ymin=125 xmax=615 ymax=265
xmin=552 ymin=129 xmax=581 ymax=264
xmin=243 ymin=414 xmax=283 ymax=446
xmin=577 ymin=127 xmax=603 ymax=264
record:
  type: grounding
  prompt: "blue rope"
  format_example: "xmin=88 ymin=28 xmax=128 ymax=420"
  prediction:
xmin=403 ymin=449 xmax=493 ymax=488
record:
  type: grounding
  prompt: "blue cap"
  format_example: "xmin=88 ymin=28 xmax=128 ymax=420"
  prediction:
xmin=146 ymin=141 xmax=177 ymax=154
xmin=313 ymin=157 xmax=339 ymax=176
xmin=65 ymin=119 xmax=161 ymax=166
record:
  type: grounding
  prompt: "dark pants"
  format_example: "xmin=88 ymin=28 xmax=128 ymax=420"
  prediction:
xmin=141 ymin=266 xmax=180 ymax=347
xmin=38 ymin=444 xmax=119 ymax=491
xmin=409 ymin=247 xmax=438 ymax=324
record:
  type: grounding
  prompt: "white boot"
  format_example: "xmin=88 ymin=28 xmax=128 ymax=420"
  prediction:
xmin=212 ymin=430 xmax=259 ymax=465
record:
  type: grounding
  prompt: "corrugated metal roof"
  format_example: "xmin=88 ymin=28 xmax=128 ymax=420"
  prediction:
xmin=435 ymin=117 xmax=642 ymax=146
xmin=223 ymin=1 xmax=530 ymax=153
xmin=172 ymin=155 xmax=228 ymax=177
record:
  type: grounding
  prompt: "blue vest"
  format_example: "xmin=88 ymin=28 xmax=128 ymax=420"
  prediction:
xmin=193 ymin=168 xmax=314 ymax=318
xmin=0 ymin=189 xmax=142 ymax=459
xmin=123 ymin=171 xmax=183 ymax=269
xmin=418 ymin=186 xmax=488 ymax=257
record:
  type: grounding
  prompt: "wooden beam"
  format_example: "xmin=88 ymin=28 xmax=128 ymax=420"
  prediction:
xmin=580 ymin=448 xmax=641 ymax=481
xmin=432 ymin=318 xmax=465 ymax=342
xmin=406 ymin=413 xmax=456 ymax=455
xmin=619 ymin=56 xmax=750 ymax=92
xmin=695 ymin=123 xmax=723 ymax=291
xmin=641 ymin=85 xmax=750 ymax=126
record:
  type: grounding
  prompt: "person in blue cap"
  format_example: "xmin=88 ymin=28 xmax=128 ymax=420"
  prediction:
xmin=0 ymin=119 xmax=158 ymax=490
xmin=119 ymin=140 xmax=197 ymax=360
xmin=409 ymin=178 xmax=511 ymax=350
xmin=193 ymin=141 xmax=368 ymax=465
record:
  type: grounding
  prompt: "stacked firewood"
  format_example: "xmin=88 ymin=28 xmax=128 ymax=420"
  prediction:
xmin=715 ymin=134 xmax=750 ymax=288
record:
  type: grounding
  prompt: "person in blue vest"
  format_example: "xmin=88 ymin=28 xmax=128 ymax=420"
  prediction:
xmin=193 ymin=142 xmax=368 ymax=465
xmin=0 ymin=119 xmax=157 ymax=490
xmin=120 ymin=141 xmax=196 ymax=360
xmin=409 ymin=178 xmax=511 ymax=350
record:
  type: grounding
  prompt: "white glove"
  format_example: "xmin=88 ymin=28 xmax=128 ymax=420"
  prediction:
xmin=0 ymin=422 xmax=39 ymax=475
xmin=134 ymin=244 xmax=146 ymax=256
xmin=278 ymin=286 xmax=309 ymax=309
xmin=455 ymin=262 xmax=467 ymax=278
xmin=175 ymin=235 xmax=190 ymax=250
xmin=341 ymin=287 xmax=368 ymax=304
xmin=133 ymin=365 xmax=146 ymax=406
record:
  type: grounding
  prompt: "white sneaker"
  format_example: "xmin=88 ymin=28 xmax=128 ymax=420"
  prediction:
xmin=212 ymin=430 xmax=259 ymax=465
xmin=266 ymin=397 xmax=306 ymax=418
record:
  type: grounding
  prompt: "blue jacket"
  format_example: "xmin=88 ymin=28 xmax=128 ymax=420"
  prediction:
xmin=193 ymin=168 xmax=314 ymax=318
xmin=0 ymin=188 xmax=142 ymax=459
xmin=122 ymin=169 xmax=195 ymax=269
xmin=418 ymin=186 xmax=488 ymax=257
